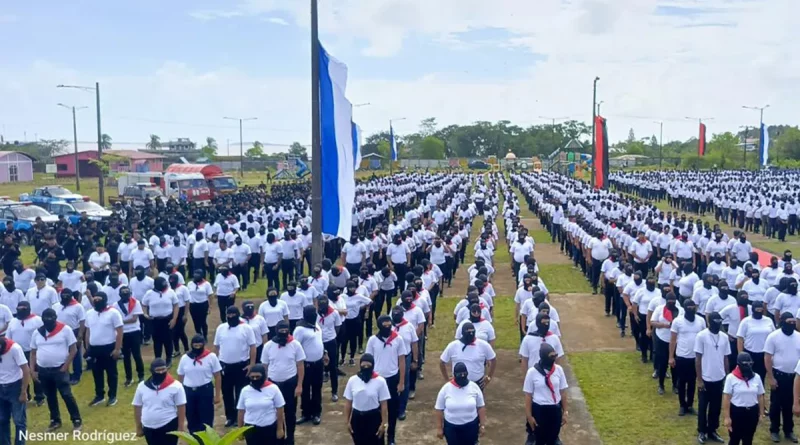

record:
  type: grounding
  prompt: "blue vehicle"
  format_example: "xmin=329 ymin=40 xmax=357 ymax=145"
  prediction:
xmin=0 ymin=203 xmax=58 ymax=245
xmin=19 ymin=185 xmax=84 ymax=205
xmin=39 ymin=198 xmax=113 ymax=224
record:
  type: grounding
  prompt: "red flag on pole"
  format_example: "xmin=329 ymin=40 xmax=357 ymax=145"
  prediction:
xmin=698 ymin=123 xmax=707 ymax=156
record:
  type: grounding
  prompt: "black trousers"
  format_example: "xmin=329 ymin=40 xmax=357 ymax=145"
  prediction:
xmin=143 ymin=417 xmax=179 ymax=445
xmin=88 ymin=343 xmax=117 ymax=399
xmin=122 ymin=331 xmax=145 ymax=382
xmin=730 ymin=404 xmax=760 ymax=445
xmin=281 ymin=259 xmax=296 ymax=289
xmin=38 ymin=367 xmax=81 ymax=424
xmin=744 ymin=350 xmax=766 ymax=383
xmin=675 ymin=356 xmax=696 ymax=409
xmin=384 ymin=373 xmax=400 ymax=443
xmin=151 ymin=317 xmax=173 ymax=361
xmin=444 ymin=418 xmax=479 ymax=445
xmin=264 ymin=262 xmax=280 ymax=290
xmin=604 ymin=278 xmax=616 ymax=315
xmin=374 ymin=289 xmax=395 ymax=317
xmin=301 ymin=359 xmax=324 ymax=418
xmin=697 ymin=378 xmax=723 ymax=435
xmin=654 ymin=337 xmax=670 ymax=389
xmin=393 ymin=264 xmax=408 ymax=292
xmin=220 ymin=360 xmax=248 ymax=422
xmin=234 ymin=263 xmax=249 ymax=290
xmin=272 ymin=376 xmax=298 ymax=443
xmin=637 ymin=313 xmax=652 ymax=362
xmin=217 ymin=295 xmax=234 ymax=322
xmin=248 ymin=254 xmax=261 ymax=286
xmin=323 ymin=339 xmax=339 ymax=395
xmin=590 ymin=259 xmax=603 ymax=292
xmin=350 ymin=408 xmax=383 ymax=445
xmin=189 ymin=301 xmax=209 ymax=340
xmin=244 ymin=423 xmax=277 ymax=445
xmin=528 ymin=403 xmax=562 ymax=445
xmin=770 ymin=370 xmax=794 ymax=434
xmin=342 ymin=318 xmax=360 ymax=360
xmin=185 ymin=382 xmax=215 ymax=434
xmin=172 ymin=307 xmax=188 ymax=353
xmin=22 ymin=351 xmax=43 ymax=402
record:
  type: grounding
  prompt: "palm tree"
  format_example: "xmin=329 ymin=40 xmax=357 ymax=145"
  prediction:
xmin=100 ymin=133 xmax=112 ymax=151
xmin=146 ymin=134 xmax=161 ymax=150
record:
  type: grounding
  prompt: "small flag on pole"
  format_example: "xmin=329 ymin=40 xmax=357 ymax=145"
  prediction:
xmin=352 ymin=122 xmax=362 ymax=170
xmin=390 ymin=125 xmax=398 ymax=161
xmin=760 ymin=123 xmax=770 ymax=166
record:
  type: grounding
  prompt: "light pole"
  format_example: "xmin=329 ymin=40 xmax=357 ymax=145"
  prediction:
xmin=57 ymin=103 xmax=88 ymax=190
xmin=596 ymin=101 xmax=604 ymax=115
xmin=353 ymin=103 xmax=371 ymax=108
xmin=739 ymin=125 xmax=750 ymax=167
xmin=223 ymin=117 xmax=257 ymax=177
xmin=389 ymin=117 xmax=406 ymax=173
xmin=57 ymin=83 xmax=104 ymax=204
xmin=653 ymin=121 xmax=663 ymax=168
xmin=591 ymin=76 xmax=599 ymax=188
xmin=311 ymin=0 xmax=323 ymax=267
xmin=539 ymin=116 xmax=569 ymax=156
xmin=743 ymin=105 xmax=769 ymax=166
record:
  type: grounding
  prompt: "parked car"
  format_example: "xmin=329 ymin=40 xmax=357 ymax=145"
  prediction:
xmin=0 ymin=203 xmax=58 ymax=245
xmin=109 ymin=183 xmax=165 ymax=207
xmin=39 ymin=198 xmax=113 ymax=224
xmin=19 ymin=185 xmax=83 ymax=204
xmin=468 ymin=160 xmax=491 ymax=170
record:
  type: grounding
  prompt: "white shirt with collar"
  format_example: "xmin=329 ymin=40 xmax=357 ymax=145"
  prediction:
xmin=261 ymin=337 xmax=306 ymax=382
xmin=6 ymin=315 xmax=43 ymax=351
xmin=723 ymin=372 xmax=764 ymax=408
xmin=141 ymin=289 xmax=178 ymax=318
xmin=344 ymin=374 xmax=391 ymax=411
xmin=214 ymin=322 xmax=257 ymax=364
xmin=0 ymin=341 xmax=27 ymax=384
xmin=440 ymin=338 xmax=495 ymax=382
xmin=86 ymin=307 xmax=123 ymax=346
xmin=764 ymin=330 xmax=800 ymax=373
xmin=132 ymin=378 xmax=187 ymax=429
xmin=293 ymin=324 xmax=324 ymax=362
xmin=25 ymin=286 xmax=59 ymax=316
xmin=214 ymin=273 xmax=240 ymax=297
xmin=187 ymin=280 xmax=214 ymax=304
xmin=435 ymin=380 xmax=486 ymax=425
xmin=130 ymin=248 xmax=155 ymax=269
xmin=693 ymin=328 xmax=731 ymax=382
xmin=523 ymin=364 xmax=569 ymax=405
xmin=52 ymin=300 xmax=86 ymax=330
xmin=30 ymin=323 xmax=77 ymax=368
xmin=177 ymin=351 xmax=222 ymax=388
xmin=366 ymin=333 xmax=408 ymax=378
xmin=237 ymin=382 xmax=286 ymax=427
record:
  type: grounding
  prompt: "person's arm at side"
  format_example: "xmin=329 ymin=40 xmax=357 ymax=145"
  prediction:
xmin=478 ymin=406 xmax=487 ymax=436
xmin=63 ymin=343 xmax=77 ymax=373
xmin=668 ymin=331 xmax=677 ymax=368
xmin=411 ymin=342 xmax=419 ymax=370
xmin=113 ymin=326 xmax=123 ymax=359
xmin=439 ymin=360 xmax=449 ymax=382
xmin=295 ymin=359 xmax=305 ymax=397
xmin=237 ymin=408 xmax=245 ymax=428
xmin=397 ymin=353 xmax=406 ymax=393
xmin=169 ymin=301 xmax=178 ymax=329
xmin=525 ymin=392 xmax=536 ymax=431
xmin=722 ymin=390 xmax=732 ymax=432
xmin=344 ymin=399 xmax=354 ymax=434
xmin=560 ymin=388 xmax=569 ymax=425
xmin=379 ymin=399 xmax=388 ymax=438
xmin=213 ymin=370 xmax=222 ymax=404
xmin=794 ymin=375 xmax=800 ymax=415
xmin=695 ymin=352 xmax=705 ymax=391
xmin=29 ymin=349 xmax=38 ymax=382
xmin=435 ymin=409 xmax=445 ymax=439
xmin=276 ymin=407 xmax=285 ymax=439
xmin=766 ymin=353 xmax=777 ymax=389
xmin=176 ymin=403 xmax=186 ymax=432
xmin=134 ymin=405 xmax=144 ymax=436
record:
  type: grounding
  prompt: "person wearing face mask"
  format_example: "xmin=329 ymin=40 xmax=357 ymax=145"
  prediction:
xmin=376 ymin=266 xmax=398 ymax=318
xmin=169 ymin=275 xmax=190 ymax=358
xmin=718 ymin=292 xmax=751 ymax=366
xmin=694 ymin=274 xmax=721 ymax=319
xmin=129 ymin=266 xmax=155 ymax=346
xmin=231 ymin=236 xmax=252 ymax=291
xmin=281 ymin=281 xmax=312 ymax=332
xmin=764 ymin=312 xmax=800 ymax=442
xmin=141 ymin=277 xmax=179 ymax=366
xmin=651 ymin=293 xmax=684 ymax=394
xmin=456 ymin=303 xmax=497 ymax=346
xmin=177 ymin=334 xmax=223 ymax=434
xmin=742 ymin=268 xmax=768 ymax=303
xmin=244 ymin=228 xmax=263 ymax=286
xmin=53 ymin=288 xmax=86 ymax=385
xmin=7 ymin=300 xmax=44 ymax=406
xmin=622 ymin=271 xmax=645 ymax=343
xmin=342 ymin=236 xmax=368 ymax=277
xmin=434 ymin=361 xmax=486 ymax=445
xmin=706 ymin=253 xmax=727 ymax=279
xmin=101 ymin=271 xmax=124 ymax=307
xmin=236 ymin=363 xmax=286 ymax=444
xmin=762 ymin=256 xmax=782 ymax=287
xmin=133 ymin=359 xmax=187 ymax=445
xmin=774 ymin=279 xmax=800 ymax=323
xmin=279 ymin=232 xmax=299 ymax=289
xmin=510 ymin=234 xmax=535 ymax=281
xmin=130 ymin=239 xmax=156 ymax=278
xmin=166 ymin=238 xmax=188 ymax=278
xmin=261 ymin=319 xmax=305 ymax=444
xmin=240 ymin=300 xmax=268 ymax=362
xmin=602 ymin=251 xmax=621 ymax=317
xmin=214 ymin=265 xmax=240 ymax=322
xmin=115 ymin=286 xmax=145 ymax=388
xmin=262 ymin=232 xmax=283 ymax=290
xmin=365 ymin=313 xmax=408 ymax=443
xmin=343 ymin=353 xmax=390 ymax=445
xmin=0 ymin=333 xmax=31 ymax=444
xmin=258 ymin=287 xmax=290 ymax=341
xmin=519 ymin=313 xmax=564 ymax=374
xmin=386 ymin=235 xmax=411 ymax=292
xmin=615 ymin=264 xmax=635 ymax=337
xmin=85 ymin=291 xmax=123 ymax=407
xmin=631 ymin=278 xmax=662 ymax=364
xmin=57 ymin=260 xmax=84 ymax=296
xmin=669 ymin=298 xmax=706 ymax=416
xmin=293 ymin=305 xmax=326 ymax=425
xmin=735 ymin=301 xmax=774 ymax=383
xmin=1 ymin=277 xmax=23 ymax=318
xmin=186 ymin=270 xmax=213 ymax=341
xmin=214 ymin=306 xmax=258 ymax=427
xmin=390 ymin=305 xmax=419 ymax=422
xmin=722 ymin=352 xmax=765 ymax=445
xmin=523 ymin=343 xmax=569 ymax=445
xmin=29 ymin=308 xmax=82 ymax=431
xmin=440 ymin=321 xmax=497 ymax=392
xmin=693 ymin=311 xmax=730 ymax=443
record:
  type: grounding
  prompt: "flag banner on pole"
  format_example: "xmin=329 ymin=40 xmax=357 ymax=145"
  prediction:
xmin=760 ymin=123 xmax=770 ymax=166
xmin=698 ymin=123 xmax=707 ymax=156
xmin=352 ymin=121 xmax=362 ymax=170
xmin=593 ymin=115 xmax=608 ymax=189
xmin=390 ymin=125 xmax=398 ymax=161
xmin=319 ymin=42 xmax=355 ymax=239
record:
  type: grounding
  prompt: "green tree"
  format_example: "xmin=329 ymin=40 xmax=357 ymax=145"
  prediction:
xmin=419 ymin=117 xmax=437 ymax=137
xmin=246 ymin=141 xmax=264 ymax=158
xmin=627 ymin=128 xmax=636 ymax=143
xmin=289 ymin=142 xmax=309 ymax=161
xmin=201 ymin=137 xmax=218 ymax=159
xmin=773 ymin=127 xmax=800 ymax=163
xmin=88 ymin=153 xmax=127 ymax=175
xmin=146 ymin=134 xmax=161 ymax=150
xmin=100 ymin=133 xmax=112 ymax=151
xmin=419 ymin=136 xmax=445 ymax=159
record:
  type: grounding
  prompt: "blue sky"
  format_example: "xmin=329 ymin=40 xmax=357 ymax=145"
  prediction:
xmin=0 ymin=0 xmax=797 ymax=153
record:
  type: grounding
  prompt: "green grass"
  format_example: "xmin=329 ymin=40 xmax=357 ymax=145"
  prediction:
xmin=570 ymin=351 xmax=775 ymax=445
xmin=427 ymin=296 xmax=518 ymax=351
xmin=538 ymin=263 xmax=592 ymax=294
xmin=531 ymin=229 xmax=552 ymax=245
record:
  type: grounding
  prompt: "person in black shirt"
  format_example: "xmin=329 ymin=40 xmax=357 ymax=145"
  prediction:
xmin=0 ymin=234 xmax=21 ymax=276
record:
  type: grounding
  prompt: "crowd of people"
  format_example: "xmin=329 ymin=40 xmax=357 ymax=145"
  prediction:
xmin=516 ymin=169 xmax=800 ymax=445
xmin=0 ymin=171 xmax=575 ymax=445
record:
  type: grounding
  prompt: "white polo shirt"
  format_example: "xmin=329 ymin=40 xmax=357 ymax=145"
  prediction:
xmin=261 ymin=338 xmax=306 ymax=382
xmin=237 ymin=383 xmax=286 ymax=427
xmin=57 ymin=270 xmax=84 ymax=292
xmin=670 ymin=315 xmax=706 ymax=358
xmin=693 ymin=329 xmax=731 ymax=382
xmin=214 ymin=274 xmax=240 ymax=297
xmin=130 ymin=248 xmax=155 ymax=269
xmin=386 ymin=242 xmax=410 ymax=264
xmin=764 ymin=330 xmax=800 ymax=373
xmin=13 ymin=268 xmax=36 ymax=293
xmin=6 ymin=316 xmax=43 ymax=351
xmin=214 ymin=322 xmax=257 ymax=364
xmin=736 ymin=316 xmax=775 ymax=353
xmin=393 ymin=321 xmax=420 ymax=349
xmin=213 ymin=248 xmax=234 ymax=267
xmin=177 ymin=351 xmax=222 ymax=388
xmin=132 ymin=378 xmax=187 ymax=429
xmin=188 ymin=280 xmax=214 ymax=304
xmin=279 ymin=239 xmax=298 ymax=258
xmin=231 ymin=244 xmax=252 ymax=265
xmin=142 ymin=289 xmax=178 ymax=318
xmin=30 ymin=323 xmax=77 ymax=368
xmin=343 ymin=242 xmax=367 ymax=264
xmin=173 ymin=285 xmax=189 ymax=308
xmin=243 ymin=315 xmax=269 ymax=339
xmin=366 ymin=334 xmax=408 ymax=378
xmin=523 ymin=364 xmax=569 ymax=405
xmin=0 ymin=341 xmax=27 ymax=384
xmin=316 ymin=308 xmax=342 ymax=342
xmin=455 ymin=319 xmax=496 ymax=343
xmin=344 ymin=374 xmax=391 ymax=411
xmin=192 ymin=239 xmax=209 ymax=259
xmin=88 ymin=252 xmax=111 ymax=270
xmin=101 ymin=284 xmax=122 ymax=307
xmin=86 ymin=307 xmax=123 ymax=346
xmin=281 ymin=292 xmax=312 ymax=321
xmin=25 ymin=286 xmax=59 ymax=316
xmin=435 ymin=381 xmax=485 ymax=425
xmin=723 ymin=372 xmax=764 ymax=408
xmin=129 ymin=277 xmax=155 ymax=300
xmin=0 ymin=304 xmax=13 ymax=334
xmin=258 ymin=300 xmax=290 ymax=327
xmin=519 ymin=333 xmax=564 ymax=370
xmin=117 ymin=299 xmax=143 ymax=333
xmin=440 ymin=339 xmax=496 ymax=382
xmin=0 ymin=290 xmax=24 ymax=315
xmin=293 ymin=325 xmax=324 ymax=362
xmin=650 ymin=304 xmax=685 ymax=343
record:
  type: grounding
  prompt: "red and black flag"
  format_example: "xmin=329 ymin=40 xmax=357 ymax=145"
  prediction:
xmin=698 ymin=123 xmax=707 ymax=156
xmin=594 ymin=115 xmax=609 ymax=189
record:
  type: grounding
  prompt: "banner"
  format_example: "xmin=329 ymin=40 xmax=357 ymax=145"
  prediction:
xmin=698 ymin=123 xmax=707 ymax=156
xmin=593 ymin=116 xmax=609 ymax=189
xmin=760 ymin=123 xmax=770 ymax=166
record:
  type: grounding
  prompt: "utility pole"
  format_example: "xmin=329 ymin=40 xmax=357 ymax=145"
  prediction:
xmin=539 ymin=116 xmax=569 ymax=155
xmin=591 ymin=76 xmax=599 ymax=188
xmin=596 ymin=101 xmax=604 ymax=115
xmin=58 ymin=103 xmax=88 ymax=190
xmin=310 ymin=0 xmax=324 ymax=267
xmin=223 ymin=117 xmax=257 ymax=177
xmin=57 ymin=83 xmax=104 ymax=204
xmin=653 ymin=121 xmax=663 ymax=168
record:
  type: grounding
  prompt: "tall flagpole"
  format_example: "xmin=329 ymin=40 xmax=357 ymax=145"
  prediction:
xmin=311 ymin=0 xmax=323 ymax=266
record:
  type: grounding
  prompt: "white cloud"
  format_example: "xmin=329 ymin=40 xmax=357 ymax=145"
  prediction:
xmin=188 ymin=10 xmax=243 ymax=21
xmin=263 ymin=17 xmax=289 ymax=26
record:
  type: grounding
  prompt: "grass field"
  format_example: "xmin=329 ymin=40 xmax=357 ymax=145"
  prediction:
xmin=538 ymin=263 xmax=592 ymax=294
xmin=426 ymin=296 xmax=519 ymax=352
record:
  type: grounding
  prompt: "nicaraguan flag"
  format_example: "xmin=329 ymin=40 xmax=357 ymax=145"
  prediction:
xmin=760 ymin=123 xmax=770 ymax=166
xmin=319 ymin=42 xmax=355 ymax=239
xmin=352 ymin=122 xmax=362 ymax=170
xmin=390 ymin=124 xmax=398 ymax=161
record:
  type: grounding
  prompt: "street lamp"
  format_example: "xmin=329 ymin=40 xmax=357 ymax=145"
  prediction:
xmin=223 ymin=117 xmax=258 ymax=178
xmin=653 ymin=121 xmax=664 ymax=168
xmin=591 ymin=76 xmax=599 ymax=188
xmin=596 ymin=101 xmax=605 ymax=115
xmin=57 ymin=83 xmax=104 ymax=204
xmin=57 ymin=103 xmax=88 ymax=190
xmin=743 ymin=105 xmax=769 ymax=167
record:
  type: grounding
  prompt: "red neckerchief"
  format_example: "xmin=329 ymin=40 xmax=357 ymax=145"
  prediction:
xmin=449 ymin=378 xmax=466 ymax=388
xmin=405 ymin=303 xmax=416 ymax=310
xmin=278 ymin=335 xmax=294 ymax=348
xmin=156 ymin=374 xmax=175 ymax=392
xmin=20 ymin=314 xmax=36 ymax=326
xmin=394 ymin=319 xmax=409 ymax=332
xmin=731 ymin=366 xmax=750 ymax=387
xmin=67 ymin=299 xmax=79 ymax=306
xmin=1 ymin=339 xmax=17 ymax=354
xmin=45 ymin=322 xmax=66 ymax=339
xmin=318 ymin=307 xmax=335 ymax=324
xmin=127 ymin=298 xmax=137 ymax=314
xmin=543 ymin=366 xmax=557 ymax=402
xmin=739 ymin=305 xmax=748 ymax=321
xmin=192 ymin=349 xmax=211 ymax=366
xmin=261 ymin=380 xmax=273 ymax=388
xmin=381 ymin=331 xmax=399 ymax=347
xmin=663 ymin=305 xmax=675 ymax=322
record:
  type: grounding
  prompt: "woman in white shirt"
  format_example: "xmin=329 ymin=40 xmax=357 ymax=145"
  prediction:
xmin=176 ymin=335 xmax=222 ymax=434
xmin=723 ymin=352 xmax=765 ymax=445
xmin=132 ymin=359 xmax=187 ymax=445
xmin=169 ymin=275 xmax=190 ymax=358
xmin=141 ymin=277 xmax=179 ymax=367
xmin=435 ymin=362 xmax=486 ymax=444
xmin=187 ymin=270 xmax=214 ymax=340
xmin=343 ymin=353 xmax=389 ymax=445
xmin=523 ymin=343 xmax=569 ymax=445
xmin=651 ymin=293 xmax=684 ymax=394
xmin=237 ymin=363 xmax=286 ymax=444
xmin=736 ymin=301 xmax=774 ymax=382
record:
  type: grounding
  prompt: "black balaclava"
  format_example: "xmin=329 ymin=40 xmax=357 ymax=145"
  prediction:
xmin=453 ymin=362 xmax=470 ymax=388
xmin=536 ymin=343 xmax=557 ymax=372
xmin=707 ymin=311 xmax=723 ymax=334
xmin=737 ymin=352 xmax=755 ymax=380
xmin=147 ymin=358 xmax=169 ymax=388
xmin=187 ymin=334 xmax=206 ymax=361
xmin=267 ymin=287 xmax=279 ymax=306
xmin=752 ymin=301 xmax=765 ymax=320
xmin=275 ymin=320 xmax=291 ymax=346
xmin=534 ymin=312 xmax=551 ymax=337
xmin=377 ymin=315 xmax=392 ymax=339
xmin=359 ymin=353 xmax=375 ymax=383
xmin=226 ymin=306 xmax=241 ymax=328
xmin=242 ymin=301 xmax=256 ymax=319
xmin=468 ymin=303 xmax=482 ymax=323
xmin=301 ymin=305 xmax=317 ymax=330
xmin=92 ymin=292 xmax=108 ymax=312
xmin=391 ymin=307 xmax=404 ymax=326
xmin=780 ymin=312 xmax=796 ymax=336
xmin=249 ymin=363 xmax=267 ymax=390
xmin=40 ymin=308 xmax=58 ymax=335
xmin=460 ymin=322 xmax=476 ymax=349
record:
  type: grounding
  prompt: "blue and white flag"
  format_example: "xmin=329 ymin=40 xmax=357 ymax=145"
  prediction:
xmin=390 ymin=124 xmax=398 ymax=161
xmin=352 ymin=122 xmax=362 ymax=170
xmin=319 ymin=43 xmax=355 ymax=239
xmin=760 ymin=123 xmax=770 ymax=166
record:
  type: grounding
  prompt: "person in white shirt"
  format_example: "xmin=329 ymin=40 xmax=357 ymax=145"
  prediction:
xmin=214 ymin=266 xmax=240 ymax=322
xmin=213 ymin=239 xmax=234 ymax=270
xmin=670 ymin=298 xmax=706 ymax=415
xmin=764 ymin=312 xmax=800 ymax=441
xmin=53 ymin=288 xmax=86 ymax=385
xmin=293 ymin=306 xmax=326 ymax=425
xmin=735 ymin=301 xmax=773 ymax=383
xmin=176 ymin=334 xmax=222 ymax=434
xmin=523 ymin=343 xmax=569 ymax=445
xmin=509 ymin=235 xmax=534 ymax=280
xmin=187 ymin=270 xmax=213 ymax=340
xmin=191 ymin=232 xmax=210 ymax=279
xmin=279 ymin=233 xmax=299 ymax=289
xmin=693 ymin=312 xmax=730 ymax=443
xmin=261 ymin=320 xmax=305 ymax=443
xmin=132 ymin=358 xmax=187 ymax=445
xmin=7 ymin=300 xmax=45 ymax=405
xmin=434 ymin=361 xmax=487 ymax=443
xmin=57 ymin=261 xmax=84 ymax=295
xmin=85 ymin=291 xmax=124 ymax=407
xmin=141 ymin=277 xmax=179 ymax=366
xmin=25 ymin=274 xmax=58 ymax=317
xmin=166 ymin=238 xmax=188 ymax=277
xmin=236 ymin=363 xmax=286 ymax=444
xmin=341 ymin=236 xmax=368 ymax=276
xmin=30 ymin=308 xmax=82 ymax=430
xmin=440 ymin=322 xmax=497 ymax=390
xmin=519 ymin=313 xmax=564 ymax=373
xmin=314 ymin=295 xmax=342 ymax=401
xmin=129 ymin=240 xmax=155 ymax=277
xmin=366 ymin=315 xmax=408 ymax=444
xmin=722 ymin=352 xmax=765 ymax=445
xmin=231 ymin=236 xmax=252 ymax=290
xmin=343 ymin=354 xmax=390 ymax=444
xmin=651 ymin=293 xmax=684 ymax=393
xmin=168 ymin=275 xmax=190 ymax=357
xmin=215 ymin=306 xmax=258 ymax=427
xmin=0 ymin=277 xmax=24 ymax=317
xmin=0 ymin=335 xmax=31 ymax=443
